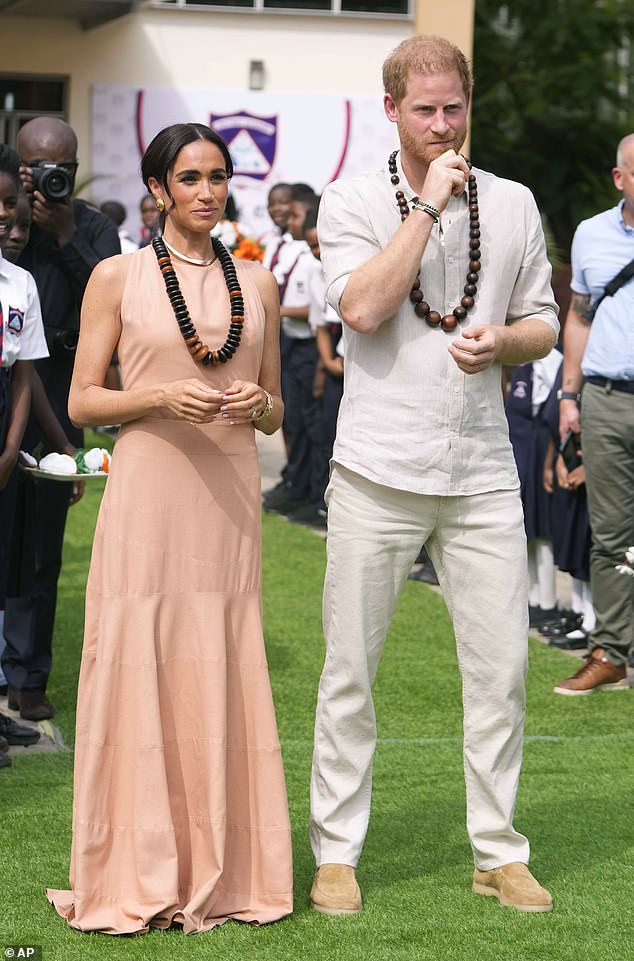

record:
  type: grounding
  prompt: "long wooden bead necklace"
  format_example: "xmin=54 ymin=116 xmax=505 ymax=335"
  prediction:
xmin=152 ymin=235 xmax=244 ymax=366
xmin=389 ymin=150 xmax=481 ymax=333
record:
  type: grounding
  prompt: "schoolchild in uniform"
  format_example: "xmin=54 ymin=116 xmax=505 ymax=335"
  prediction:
xmin=0 ymin=145 xmax=47 ymax=762
xmin=263 ymin=185 xmax=320 ymax=515
xmin=292 ymin=204 xmax=343 ymax=528
xmin=259 ymin=182 xmax=292 ymax=261
xmin=0 ymin=146 xmax=49 ymax=616
xmin=540 ymin=365 xmax=594 ymax=647
xmin=505 ymin=348 xmax=562 ymax=627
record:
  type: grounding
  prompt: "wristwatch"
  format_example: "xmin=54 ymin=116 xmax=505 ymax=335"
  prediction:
xmin=556 ymin=389 xmax=581 ymax=402
xmin=411 ymin=198 xmax=440 ymax=223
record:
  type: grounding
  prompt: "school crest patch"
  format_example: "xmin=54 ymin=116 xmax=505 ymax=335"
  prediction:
xmin=8 ymin=306 xmax=24 ymax=336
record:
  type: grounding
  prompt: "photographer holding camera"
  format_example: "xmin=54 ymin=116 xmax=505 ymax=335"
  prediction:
xmin=1 ymin=117 xmax=120 ymax=722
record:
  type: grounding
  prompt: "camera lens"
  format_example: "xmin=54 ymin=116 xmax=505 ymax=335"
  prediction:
xmin=41 ymin=167 xmax=72 ymax=201
xmin=52 ymin=328 xmax=79 ymax=354
xmin=32 ymin=164 xmax=73 ymax=202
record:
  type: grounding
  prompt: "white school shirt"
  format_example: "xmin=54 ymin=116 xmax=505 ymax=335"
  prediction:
xmin=274 ymin=240 xmax=315 ymax=340
xmin=317 ymin=154 xmax=559 ymax=496
xmin=118 ymin=229 xmax=139 ymax=255
xmin=262 ymin=231 xmax=296 ymax=274
xmin=531 ymin=349 xmax=562 ymax=416
xmin=263 ymin=232 xmax=312 ymax=339
xmin=0 ymin=251 xmax=48 ymax=368
xmin=259 ymin=227 xmax=284 ymax=261
xmin=308 ymin=256 xmax=341 ymax=334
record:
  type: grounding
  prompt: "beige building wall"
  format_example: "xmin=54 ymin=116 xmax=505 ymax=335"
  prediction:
xmin=415 ymin=0 xmax=475 ymax=153
xmin=1 ymin=9 xmax=413 ymax=180
xmin=415 ymin=0 xmax=475 ymax=62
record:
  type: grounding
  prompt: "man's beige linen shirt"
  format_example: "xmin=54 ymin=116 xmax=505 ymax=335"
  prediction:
xmin=318 ymin=155 xmax=560 ymax=496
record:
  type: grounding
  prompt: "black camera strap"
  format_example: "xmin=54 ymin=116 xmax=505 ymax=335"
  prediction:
xmin=592 ymin=255 xmax=634 ymax=317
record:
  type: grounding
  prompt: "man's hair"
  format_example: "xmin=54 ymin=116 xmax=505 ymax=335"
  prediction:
xmin=0 ymin=144 xmax=21 ymax=191
xmin=616 ymin=133 xmax=634 ymax=169
xmin=291 ymin=182 xmax=317 ymax=205
xmin=100 ymin=200 xmax=127 ymax=227
xmin=383 ymin=35 xmax=473 ymax=103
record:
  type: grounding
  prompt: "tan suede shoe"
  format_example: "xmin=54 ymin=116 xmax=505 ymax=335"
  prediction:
xmin=310 ymin=863 xmax=362 ymax=915
xmin=473 ymin=862 xmax=553 ymax=912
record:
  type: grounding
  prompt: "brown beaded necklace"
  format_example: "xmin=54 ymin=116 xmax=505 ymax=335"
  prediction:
xmin=153 ymin=235 xmax=244 ymax=366
xmin=389 ymin=150 xmax=481 ymax=333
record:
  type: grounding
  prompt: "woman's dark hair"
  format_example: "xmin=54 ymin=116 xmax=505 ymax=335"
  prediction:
xmin=224 ymin=192 xmax=238 ymax=222
xmin=302 ymin=200 xmax=320 ymax=234
xmin=268 ymin=181 xmax=291 ymax=201
xmin=140 ymin=123 xmax=234 ymax=224
xmin=291 ymin=182 xmax=317 ymax=205
xmin=0 ymin=144 xmax=21 ymax=191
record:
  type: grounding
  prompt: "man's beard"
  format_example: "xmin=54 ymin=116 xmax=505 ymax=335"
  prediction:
xmin=399 ymin=124 xmax=467 ymax=167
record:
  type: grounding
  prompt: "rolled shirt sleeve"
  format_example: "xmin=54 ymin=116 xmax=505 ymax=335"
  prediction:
xmin=505 ymin=186 xmax=560 ymax=339
xmin=318 ymin=180 xmax=382 ymax=317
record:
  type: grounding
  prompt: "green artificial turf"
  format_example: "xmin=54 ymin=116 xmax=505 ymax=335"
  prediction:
xmin=2 ymin=444 xmax=634 ymax=960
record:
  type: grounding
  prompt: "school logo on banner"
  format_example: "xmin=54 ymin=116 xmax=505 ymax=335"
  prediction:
xmin=8 ymin=306 xmax=24 ymax=336
xmin=210 ymin=111 xmax=277 ymax=180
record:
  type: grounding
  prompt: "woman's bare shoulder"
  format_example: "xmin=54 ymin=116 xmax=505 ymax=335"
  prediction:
xmin=89 ymin=249 xmax=143 ymax=301
xmin=91 ymin=251 xmax=134 ymax=285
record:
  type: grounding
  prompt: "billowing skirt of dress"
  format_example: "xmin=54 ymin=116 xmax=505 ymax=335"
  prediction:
xmin=46 ymin=419 xmax=293 ymax=934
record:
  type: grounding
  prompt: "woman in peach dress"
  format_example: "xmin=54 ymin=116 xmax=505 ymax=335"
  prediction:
xmin=46 ymin=123 xmax=293 ymax=934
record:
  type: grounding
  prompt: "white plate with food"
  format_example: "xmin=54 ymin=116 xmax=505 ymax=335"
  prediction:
xmin=19 ymin=448 xmax=111 ymax=481
xmin=20 ymin=466 xmax=109 ymax=482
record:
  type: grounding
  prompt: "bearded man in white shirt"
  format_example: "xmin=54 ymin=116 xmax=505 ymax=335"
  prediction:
xmin=309 ymin=35 xmax=559 ymax=916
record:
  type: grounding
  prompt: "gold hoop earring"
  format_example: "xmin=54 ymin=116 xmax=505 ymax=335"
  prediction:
xmin=155 ymin=197 xmax=165 ymax=213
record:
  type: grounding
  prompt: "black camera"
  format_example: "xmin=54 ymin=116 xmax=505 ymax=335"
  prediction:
xmin=30 ymin=163 xmax=74 ymax=202
xmin=558 ymin=431 xmax=582 ymax=471
xmin=49 ymin=327 xmax=79 ymax=356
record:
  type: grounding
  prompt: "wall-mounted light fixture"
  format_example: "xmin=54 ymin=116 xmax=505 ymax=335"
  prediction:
xmin=248 ymin=60 xmax=265 ymax=91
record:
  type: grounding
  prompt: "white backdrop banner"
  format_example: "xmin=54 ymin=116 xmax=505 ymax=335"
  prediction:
xmin=91 ymin=84 xmax=396 ymax=241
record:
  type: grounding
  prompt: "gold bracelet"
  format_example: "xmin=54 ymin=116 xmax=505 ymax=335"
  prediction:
xmin=254 ymin=389 xmax=273 ymax=421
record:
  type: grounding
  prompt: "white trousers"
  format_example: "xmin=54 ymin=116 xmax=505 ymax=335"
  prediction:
xmin=310 ymin=464 xmax=531 ymax=871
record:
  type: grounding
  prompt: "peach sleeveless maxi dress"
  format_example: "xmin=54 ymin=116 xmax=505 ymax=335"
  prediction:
xmin=46 ymin=245 xmax=293 ymax=934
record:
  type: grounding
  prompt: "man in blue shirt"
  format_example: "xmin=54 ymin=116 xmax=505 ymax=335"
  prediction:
xmin=556 ymin=133 xmax=634 ymax=694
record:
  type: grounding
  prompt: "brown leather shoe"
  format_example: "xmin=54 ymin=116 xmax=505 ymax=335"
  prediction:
xmin=310 ymin=864 xmax=362 ymax=915
xmin=7 ymin=687 xmax=20 ymax=711
xmin=473 ymin=862 xmax=553 ymax=912
xmin=18 ymin=689 xmax=55 ymax=721
xmin=554 ymin=648 xmax=630 ymax=696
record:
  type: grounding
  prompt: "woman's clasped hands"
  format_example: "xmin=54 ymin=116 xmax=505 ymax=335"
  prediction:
xmin=162 ymin=378 xmax=267 ymax=425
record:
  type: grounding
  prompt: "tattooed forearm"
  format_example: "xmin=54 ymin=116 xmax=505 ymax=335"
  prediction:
xmin=570 ymin=292 xmax=594 ymax=325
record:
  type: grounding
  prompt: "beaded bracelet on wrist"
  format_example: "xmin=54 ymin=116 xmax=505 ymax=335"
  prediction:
xmin=388 ymin=149 xmax=481 ymax=333
xmin=153 ymin=236 xmax=245 ymax=365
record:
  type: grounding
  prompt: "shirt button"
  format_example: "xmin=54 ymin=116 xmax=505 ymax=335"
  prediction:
xmin=453 ymin=385 xmax=460 ymax=393
xmin=448 ymin=257 xmax=454 ymax=264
